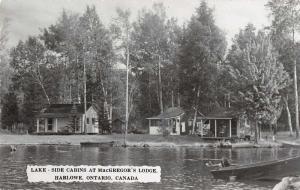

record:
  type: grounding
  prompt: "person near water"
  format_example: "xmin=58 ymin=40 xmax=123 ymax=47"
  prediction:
xmin=205 ymin=157 xmax=231 ymax=168
xmin=220 ymin=157 xmax=230 ymax=167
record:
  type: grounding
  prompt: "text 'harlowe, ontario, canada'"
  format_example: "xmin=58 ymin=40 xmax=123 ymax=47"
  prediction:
xmin=27 ymin=165 xmax=161 ymax=183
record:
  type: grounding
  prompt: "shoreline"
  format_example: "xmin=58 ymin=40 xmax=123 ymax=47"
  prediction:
xmin=0 ymin=134 xmax=283 ymax=148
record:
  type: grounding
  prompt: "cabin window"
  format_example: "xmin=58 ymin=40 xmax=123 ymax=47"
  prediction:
xmin=188 ymin=120 xmax=192 ymax=126
xmin=173 ymin=125 xmax=176 ymax=133
xmin=87 ymin=118 xmax=89 ymax=124
xmin=150 ymin=120 xmax=160 ymax=126
xmin=48 ymin=118 xmax=53 ymax=131
xmin=92 ymin=118 xmax=95 ymax=125
xmin=231 ymin=119 xmax=237 ymax=136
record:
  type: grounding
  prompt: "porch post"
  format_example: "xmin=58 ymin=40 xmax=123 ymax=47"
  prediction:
xmin=148 ymin=119 xmax=151 ymax=134
xmin=45 ymin=119 xmax=47 ymax=132
xmin=82 ymin=115 xmax=85 ymax=134
xmin=208 ymin=120 xmax=210 ymax=136
xmin=200 ymin=120 xmax=203 ymax=137
xmin=55 ymin=118 xmax=58 ymax=133
xmin=214 ymin=119 xmax=217 ymax=138
xmin=229 ymin=119 xmax=232 ymax=138
xmin=177 ymin=117 xmax=180 ymax=135
xmin=36 ymin=118 xmax=39 ymax=133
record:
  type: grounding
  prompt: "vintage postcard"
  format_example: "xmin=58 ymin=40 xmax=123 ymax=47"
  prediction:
xmin=0 ymin=0 xmax=299 ymax=189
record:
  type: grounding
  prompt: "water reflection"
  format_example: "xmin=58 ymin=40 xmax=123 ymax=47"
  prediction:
xmin=1 ymin=145 xmax=299 ymax=189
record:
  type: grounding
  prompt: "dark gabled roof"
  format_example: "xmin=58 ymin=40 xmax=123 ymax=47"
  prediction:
xmin=36 ymin=104 xmax=93 ymax=118
xmin=146 ymin=107 xmax=185 ymax=120
xmin=113 ymin=118 xmax=125 ymax=123
xmin=91 ymin=103 xmax=102 ymax=113
xmin=45 ymin=104 xmax=85 ymax=114
xmin=196 ymin=107 xmax=244 ymax=119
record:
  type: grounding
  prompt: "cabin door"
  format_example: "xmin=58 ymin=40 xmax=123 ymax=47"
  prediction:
xmin=181 ymin=122 xmax=186 ymax=134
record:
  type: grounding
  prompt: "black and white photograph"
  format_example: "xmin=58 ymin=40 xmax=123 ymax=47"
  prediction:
xmin=0 ymin=0 xmax=300 ymax=189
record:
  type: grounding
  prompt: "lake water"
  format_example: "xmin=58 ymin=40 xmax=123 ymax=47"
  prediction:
xmin=1 ymin=145 xmax=300 ymax=190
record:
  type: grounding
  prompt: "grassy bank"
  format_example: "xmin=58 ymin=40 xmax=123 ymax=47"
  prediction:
xmin=0 ymin=133 xmax=283 ymax=148
xmin=0 ymin=134 xmax=210 ymax=146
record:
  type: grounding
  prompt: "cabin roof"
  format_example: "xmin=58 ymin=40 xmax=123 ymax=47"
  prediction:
xmin=113 ymin=118 xmax=125 ymax=123
xmin=196 ymin=107 xmax=243 ymax=119
xmin=146 ymin=107 xmax=184 ymax=120
xmin=36 ymin=104 xmax=93 ymax=118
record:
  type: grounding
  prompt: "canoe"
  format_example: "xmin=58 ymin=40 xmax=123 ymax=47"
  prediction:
xmin=280 ymin=140 xmax=300 ymax=148
xmin=210 ymin=155 xmax=300 ymax=181
xmin=80 ymin=141 xmax=115 ymax=147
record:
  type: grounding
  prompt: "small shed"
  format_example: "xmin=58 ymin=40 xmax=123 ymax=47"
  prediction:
xmin=112 ymin=118 xmax=125 ymax=134
xmin=146 ymin=107 xmax=185 ymax=135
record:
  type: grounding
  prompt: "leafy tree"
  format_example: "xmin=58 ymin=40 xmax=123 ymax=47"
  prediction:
xmin=0 ymin=18 xmax=8 ymax=53
xmin=125 ymin=3 xmax=182 ymax=131
xmin=41 ymin=10 xmax=80 ymax=103
xmin=112 ymin=8 xmax=134 ymax=143
xmin=267 ymin=0 xmax=300 ymax=138
xmin=226 ymin=29 xmax=290 ymax=143
xmin=77 ymin=6 xmax=115 ymax=131
xmin=177 ymin=1 xmax=226 ymax=133
xmin=132 ymin=3 xmax=169 ymax=113
xmin=10 ymin=37 xmax=52 ymax=104
xmin=10 ymin=38 xmax=64 ymax=130
xmin=40 ymin=7 xmax=115 ymax=131
xmin=1 ymin=91 xmax=18 ymax=130
xmin=0 ymin=18 xmax=12 ymax=128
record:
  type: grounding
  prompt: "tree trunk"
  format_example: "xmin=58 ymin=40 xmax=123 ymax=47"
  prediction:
xmin=177 ymin=92 xmax=180 ymax=107
xmin=124 ymin=39 xmax=129 ymax=146
xmin=254 ymin=119 xmax=259 ymax=144
xmin=274 ymin=123 xmax=277 ymax=135
xmin=36 ymin=62 xmax=50 ymax=105
xmin=39 ymin=82 xmax=50 ymax=105
xmin=254 ymin=120 xmax=258 ymax=144
xmin=258 ymin=123 xmax=261 ymax=140
xmin=192 ymin=107 xmax=197 ymax=135
xmin=294 ymin=59 xmax=299 ymax=138
xmin=192 ymin=88 xmax=200 ymax=135
xmin=83 ymin=54 xmax=87 ymax=134
xmin=148 ymin=76 xmax=151 ymax=111
xmin=158 ymin=55 xmax=163 ymax=113
xmin=109 ymin=95 xmax=113 ymax=129
xmin=171 ymin=90 xmax=174 ymax=107
xmin=270 ymin=123 xmax=272 ymax=134
xmin=292 ymin=25 xmax=299 ymax=138
xmin=283 ymin=96 xmax=293 ymax=137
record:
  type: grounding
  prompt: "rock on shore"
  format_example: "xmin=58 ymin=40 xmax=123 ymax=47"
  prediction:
xmin=273 ymin=177 xmax=300 ymax=190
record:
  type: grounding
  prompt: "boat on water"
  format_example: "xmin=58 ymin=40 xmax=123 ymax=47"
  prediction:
xmin=280 ymin=140 xmax=300 ymax=148
xmin=209 ymin=155 xmax=300 ymax=181
xmin=80 ymin=141 xmax=115 ymax=147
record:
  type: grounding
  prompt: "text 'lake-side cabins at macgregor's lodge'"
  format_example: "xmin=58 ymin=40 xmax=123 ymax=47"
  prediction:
xmin=34 ymin=102 xmax=252 ymax=140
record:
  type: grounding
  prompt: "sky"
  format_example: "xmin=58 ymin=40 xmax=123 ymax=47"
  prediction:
xmin=0 ymin=0 xmax=269 ymax=48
